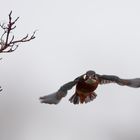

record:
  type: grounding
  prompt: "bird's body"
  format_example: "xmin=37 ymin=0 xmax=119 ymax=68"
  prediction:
xmin=69 ymin=72 xmax=99 ymax=104
xmin=40 ymin=70 xmax=140 ymax=105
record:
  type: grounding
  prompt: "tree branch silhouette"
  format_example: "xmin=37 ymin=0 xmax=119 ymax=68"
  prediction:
xmin=0 ymin=11 xmax=36 ymax=92
xmin=0 ymin=11 xmax=36 ymax=53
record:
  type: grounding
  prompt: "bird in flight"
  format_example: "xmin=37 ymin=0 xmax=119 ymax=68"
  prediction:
xmin=40 ymin=70 xmax=140 ymax=105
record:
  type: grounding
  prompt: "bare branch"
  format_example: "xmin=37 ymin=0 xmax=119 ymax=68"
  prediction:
xmin=0 ymin=11 xmax=36 ymax=91
xmin=0 ymin=11 xmax=36 ymax=53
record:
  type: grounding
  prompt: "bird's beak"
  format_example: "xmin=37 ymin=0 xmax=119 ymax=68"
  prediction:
xmin=89 ymin=76 xmax=93 ymax=79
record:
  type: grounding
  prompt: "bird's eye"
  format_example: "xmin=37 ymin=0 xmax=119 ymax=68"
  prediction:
xmin=94 ymin=75 xmax=98 ymax=79
xmin=83 ymin=75 xmax=86 ymax=79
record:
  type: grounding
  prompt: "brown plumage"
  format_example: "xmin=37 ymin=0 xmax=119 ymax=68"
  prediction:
xmin=69 ymin=72 xmax=98 ymax=104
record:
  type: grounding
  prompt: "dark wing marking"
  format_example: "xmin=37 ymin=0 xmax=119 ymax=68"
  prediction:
xmin=39 ymin=75 xmax=83 ymax=104
xmin=98 ymin=75 xmax=123 ymax=85
xmin=98 ymin=74 xmax=140 ymax=88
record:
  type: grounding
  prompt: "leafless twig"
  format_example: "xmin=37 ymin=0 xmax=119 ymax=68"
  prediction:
xmin=0 ymin=11 xmax=36 ymax=92
xmin=0 ymin=11 xmax=36 ymax=53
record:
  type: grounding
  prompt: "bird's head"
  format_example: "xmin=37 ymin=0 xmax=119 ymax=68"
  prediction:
xmin=83 ymin=70 xmax=98 ymax=84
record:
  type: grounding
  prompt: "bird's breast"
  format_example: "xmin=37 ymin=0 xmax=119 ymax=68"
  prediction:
xmin=76 ymin=79 xmax=99 ymax=93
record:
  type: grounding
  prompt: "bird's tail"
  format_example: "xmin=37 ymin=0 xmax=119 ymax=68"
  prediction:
xmin=69 ymin=92 xmax=97 ymax=104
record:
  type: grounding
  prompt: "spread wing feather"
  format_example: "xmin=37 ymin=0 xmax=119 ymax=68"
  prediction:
xmin=98 ymin=74 xmax=140 ymax=88
xmin=39 ymin=75 xmax=83 ymax=104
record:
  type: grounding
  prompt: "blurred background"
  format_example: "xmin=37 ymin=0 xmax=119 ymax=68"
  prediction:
xmin=0 ymin=0 xmax=140 ymax=140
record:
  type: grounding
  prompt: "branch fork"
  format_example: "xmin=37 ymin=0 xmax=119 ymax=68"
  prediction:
xmin=0 ymin=11 xmax=36 ymax=53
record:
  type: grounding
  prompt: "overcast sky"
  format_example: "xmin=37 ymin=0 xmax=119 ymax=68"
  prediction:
xmin=0 ymin=0 xmax=140 ymax=140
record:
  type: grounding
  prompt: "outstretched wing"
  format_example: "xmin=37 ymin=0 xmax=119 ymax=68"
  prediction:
xmin=39 ymin=75 xmax=83 ymax=104
xmin=98 ymin=74 xmax=140 ymax=88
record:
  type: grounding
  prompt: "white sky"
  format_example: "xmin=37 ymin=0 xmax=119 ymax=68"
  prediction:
xmin=0 ymin=0 xmax=140 ymax=140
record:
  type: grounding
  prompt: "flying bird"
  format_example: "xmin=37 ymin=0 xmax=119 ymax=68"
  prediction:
xmin=40 ymin=70 xmax=140 ymax=105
